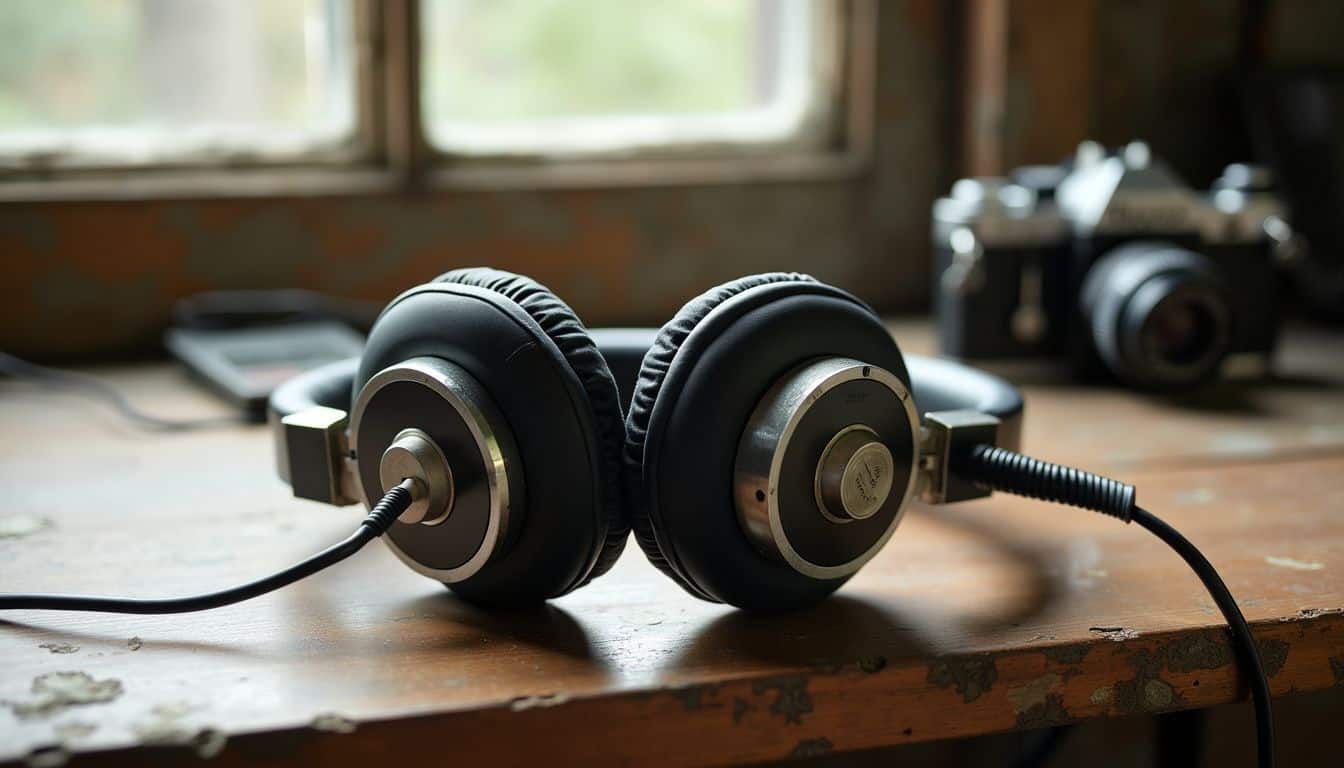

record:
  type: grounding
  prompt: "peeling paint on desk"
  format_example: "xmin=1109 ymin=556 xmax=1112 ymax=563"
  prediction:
xmin=0 ymin=514 xmax=51 ymax=539
xmin=1265 ymin=556 xmax=1324 ymax=571
xmin=1016 ymin=693 xmax=1070 ymax=729
xmin=4 ymin=672 xmax=123 ymax=720
xmin=1089 ymin=626 xmax=1140 ymax=642
xmin=509 ymin=693 xmax=569 ymax=711
xmin=1294 ymin=608 xmax=1343 ymax=620
xmin=1256 ymin=639 xmax=1289 ymax=678
xmin=1166 ymin=632 xmax=1231 ymax=672
xmin=789 ymin=737 xmax=834 ymax=758
xmin=23 ymin=744 xmax=67 ymax=768
xmin=1007 ymin=673 xmax=1062 ymax=715
xmin=1143 ymin=679 xmax=1175 ymax=708
xmin=37 ymin=643 xmax=79 ymax=655
xmin=134 ymin=725 xmax=228 ymax=758
xmin=1112 ymin=648 xmax=1182 ymax=714
xmin=132 ymin=701 xmax=226 ymax=757
xmin=1042 ymin=645 xmax=1091 ymax=666
xmin=310 ymin=713 xmax=356 ymax=733
xmin=751 ymin=676 xmax=813 ymax=725
xmin=52 ymin=721 xmax=96 ymax=743
xmin=927 ymin=656 xmax=998 ymax=703
xmin=669 ymin=683 xmax=721 ymax=712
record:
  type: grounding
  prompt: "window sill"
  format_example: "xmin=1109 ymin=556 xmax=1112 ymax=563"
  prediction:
xmin=429 ymin=148 xmax=869 ymax=190
xmin=0 ymin=166 xmax=402 ymax=202
xmin=0 ymin=148 xmax=870 ymax=202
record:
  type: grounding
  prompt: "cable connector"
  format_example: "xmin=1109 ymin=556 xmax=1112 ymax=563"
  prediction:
xmin=919 ymin=410 xmax=1001 ymax=504
xmin=362 ymin=479 xmax=421 ymax=535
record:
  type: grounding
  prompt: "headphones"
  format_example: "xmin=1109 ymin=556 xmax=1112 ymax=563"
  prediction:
xmin=3 ymin=268 xmax=1278 ymax=764
xmin=270 ymin=268 xmax=1023 ymax=611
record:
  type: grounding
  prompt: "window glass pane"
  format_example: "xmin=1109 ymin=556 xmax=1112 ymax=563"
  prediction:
xmin=421 ymin=0 xmax=822 ymax=155
xmin=0 ymin=0 xmax=355 ymax=165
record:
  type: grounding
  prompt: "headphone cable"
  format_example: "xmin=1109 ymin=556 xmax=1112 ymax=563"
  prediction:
xmin=0 ymin=481 xmax=415 ymax=615
xmin=953 ymin=444 xmax=1275 ymax=768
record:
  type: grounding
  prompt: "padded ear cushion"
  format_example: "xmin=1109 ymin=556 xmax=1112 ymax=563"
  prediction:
xmin=437 ymin=268 xmax=629 ymax=584
xmin=625 ymin=273 xmax=911 ymax=609
xmin=625 ymin=273 xmax=844 ymax=602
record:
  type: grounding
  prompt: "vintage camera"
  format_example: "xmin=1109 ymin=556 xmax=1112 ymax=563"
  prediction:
xmin=932 ymin=141 xmax=1291 ymax=388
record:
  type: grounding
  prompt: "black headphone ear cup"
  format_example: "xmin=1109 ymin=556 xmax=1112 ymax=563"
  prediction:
xmin=436 ymin=269 xmax=630 ymax=584
xmin=624 ymin=274 xmax=820 ymax=600
xmin=355 ymin=268 xmax=627 ymax=604
xmin=623 ymin=273 xmax=911 ymax=611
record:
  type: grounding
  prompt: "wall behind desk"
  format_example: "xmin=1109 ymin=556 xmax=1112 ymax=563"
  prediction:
xmin=6 ymin=0 xmax=1342 ymax=360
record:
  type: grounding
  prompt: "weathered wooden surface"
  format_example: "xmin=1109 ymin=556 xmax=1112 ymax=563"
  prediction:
xmin=1 ymin=324 xmax=1342 ymax=766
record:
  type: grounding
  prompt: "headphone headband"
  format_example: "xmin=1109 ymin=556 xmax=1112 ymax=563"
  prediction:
xmin=269 ymin=327 xmax=1023 ymax=466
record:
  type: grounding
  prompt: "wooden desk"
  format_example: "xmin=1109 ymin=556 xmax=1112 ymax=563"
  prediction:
xmin=2 ymin=323 xmax=1342 ymax=766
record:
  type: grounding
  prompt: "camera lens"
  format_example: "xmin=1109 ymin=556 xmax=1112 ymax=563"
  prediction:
xmin=1143 ymin=291 xmax=1220 ymax=367
xmin=1081 ymin=243 xmax=1232 ymax=387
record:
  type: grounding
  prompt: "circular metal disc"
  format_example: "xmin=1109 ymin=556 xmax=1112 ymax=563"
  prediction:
xmin=734 ymin=358 xmax=919 ymax=580
xmin=350 ymin=357 xmax=523 ymax=583
xmin=379 ymin=427 xmax=455 ymax=526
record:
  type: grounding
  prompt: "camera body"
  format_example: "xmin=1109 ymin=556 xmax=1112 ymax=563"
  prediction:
xmin=933 ymin=141 xmax=1290 ymax=388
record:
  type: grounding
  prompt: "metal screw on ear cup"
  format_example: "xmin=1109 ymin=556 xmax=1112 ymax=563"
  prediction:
xmin=815 ymin=426 xmax=894 ymax=523
xmin=380 ymin=428 xmax=454 ymax=526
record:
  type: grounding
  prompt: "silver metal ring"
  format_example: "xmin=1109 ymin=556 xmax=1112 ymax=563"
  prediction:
xmin=734 ymin=357 xmax=920 ymax=580
xmin=350 ymin=356 xmax=521 ymax=583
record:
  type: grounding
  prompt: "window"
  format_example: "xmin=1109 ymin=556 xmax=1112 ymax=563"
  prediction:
xmin=0 ymin=0 xmax=846 ymax=176
xmin=0 ymin=0 xmax=356 ymax=170
xmin=419 ymin=0 xmax=829 ymax=157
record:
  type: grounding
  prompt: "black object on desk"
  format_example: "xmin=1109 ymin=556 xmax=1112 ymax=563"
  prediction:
xmin=167 ymin=321 xmax=364 ymax=422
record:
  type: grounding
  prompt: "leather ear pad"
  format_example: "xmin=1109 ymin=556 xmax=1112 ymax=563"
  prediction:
xmin=588 ymin=328 xmax=1023 ymax=449
xmin=623 ymin=274 xmax=911 ymax=610
xmin=435 ymin=268 xmax=629 ymax=585
xmin=353 ymin=270 xmax=624 ymax=604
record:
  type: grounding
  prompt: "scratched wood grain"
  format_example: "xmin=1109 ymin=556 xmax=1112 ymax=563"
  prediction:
xmin=0 ymin=324 xmax=1341 ymax=766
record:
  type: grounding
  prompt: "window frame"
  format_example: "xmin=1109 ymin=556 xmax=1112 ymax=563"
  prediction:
xmin=0 ymin=0 xmax=875 ymax=201
xmin=0 ymin=1 xmax=382 ymax=176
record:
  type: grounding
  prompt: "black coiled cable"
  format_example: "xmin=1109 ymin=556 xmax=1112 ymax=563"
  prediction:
xmin=0 ymin=481 xmax=416 ymax=615
xmin=958 ymin=444 xmax=1135 ymax=521
xmin=952 ymin=444 xmax=1275 ymax=768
